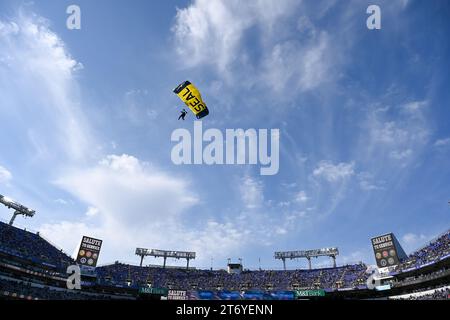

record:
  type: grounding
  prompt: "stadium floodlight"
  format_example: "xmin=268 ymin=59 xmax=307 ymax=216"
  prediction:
xmin=135 ymin=247 xmax=196 ymax=269
xmin=2 ymin=196 xmax=13 ymax=203
xmin=274 ymin=247 xmax=339 ymax=270
xmin=0 ymin=193 xmax=36 ymax=226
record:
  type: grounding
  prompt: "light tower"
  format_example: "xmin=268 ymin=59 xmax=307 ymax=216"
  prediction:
xmin=274 ymin=247 xmax=339 ymax=270
xmin=0 ymin=194 xmax=35 ymax=226
xmin=135 ymin=248 xmax=196 ymax=269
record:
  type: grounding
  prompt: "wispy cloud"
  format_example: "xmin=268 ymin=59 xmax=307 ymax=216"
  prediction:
xmin=42 ymin=155 xmax=287 ymax=265
xmin=389 ymin=149 xmax=413 ymax=161
xmin=313 ymin=161 xmax=355 ymax=182
xmin=261 ymin=31 xmax=332 ymax=92
xmin=172 ymin=0 xmax=299 ymax=73
xmin=2 ymin=2 xmax=448 ymax=270
xmin=0 ymin=14 xmax=93 ymax=163
xmin=85 ymin=206 xmax=99 ymax=218
xmin=172 ymin=0 xmax=342 ymax=96
xmin=54 ymin=198 xmax=72 ymax=206
xmin=401 ymin=232 xmax=430 ymax=253
xmin=55 ymin=154 xmax=199 ymax=228
xmin=294 ymin=190 xmax=309 ymax=203
xmin=364 ymin=100 xmax=430 ymax=164
xmin=402 ymin=232 xmax=427 ymax=244
xmin=339 ymin=250 xmax=370 ymax=265
xmin=434 ymin=138 xmax=450 ymax=148
xmin=0 ymin=165 xmax=12 ymax=184
xmin=357 ymin=172 xmax=384 ymax=191
xmin=240 ymin=175 xmax=264 ymax=209
xmin=41 ymin=154 xmax=204 ymax=263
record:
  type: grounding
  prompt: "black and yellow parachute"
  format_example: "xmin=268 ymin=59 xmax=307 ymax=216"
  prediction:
xmin=173 ymin=81 xmax=209 ymax=119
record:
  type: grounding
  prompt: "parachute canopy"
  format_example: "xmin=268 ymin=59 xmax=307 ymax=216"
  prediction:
xmin=173 ymin=81 xmax=209 ymax=119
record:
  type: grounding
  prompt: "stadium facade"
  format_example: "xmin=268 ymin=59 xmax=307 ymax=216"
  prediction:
xmin=0 ymin=221 xmax=449 ymax=300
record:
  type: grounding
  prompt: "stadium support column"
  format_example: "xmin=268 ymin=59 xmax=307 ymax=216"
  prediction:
xmin=139 ymin=254 xmax=145 ymax=267
xmin=282 ymin=258 xmax=286 ymax=271
xmin=9 ymin=211 xmax=20 ymax=226
xmin=307 ymin=257 xmax=312 ymax=270
xmin=186 ymin=258 xmax=190 ymax=270
xmin=331 ymin=255 xmax=336 ymax=268
xmin=163 ymin=256 xmax=167 ymax=268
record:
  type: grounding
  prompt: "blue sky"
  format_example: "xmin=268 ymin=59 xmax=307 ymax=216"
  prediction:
xmin=0 ymin=0 xmax=449 ymax=270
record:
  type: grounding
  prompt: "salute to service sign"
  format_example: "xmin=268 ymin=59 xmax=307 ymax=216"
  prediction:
xmin=371 ymin=233 xmax=407 ymax=268
xmin=76 ymin=236 xmax=103 ymax=267
xmin=167 ymin=290 xmax=188 ymax=300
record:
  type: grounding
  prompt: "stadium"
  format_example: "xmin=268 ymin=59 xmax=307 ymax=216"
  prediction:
xmin=0 ymin=198 xmax=448 ymax=301
xmin=1 ymin=0 xmax=450 ymax=313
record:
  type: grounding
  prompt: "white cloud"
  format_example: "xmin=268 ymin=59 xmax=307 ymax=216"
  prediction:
xmin=281 ymin=182 xmax=297 ymax=189
xmin=370 ymin=101 xmax=430 ymax=147
xmin=402 ymin=233 xmax=427 ymax=245
xmin=0 ymin=165 xmax=12 ymax=184
xmin=366 ymin=101 xmax=430 ymax=165
xmin=400 ymin=0 xmax=410 ymax=9
xmin=172 ymin=0 xmax=336 ymax=93
xmin=313 ymin=161 xmax=355 ymax=182
xmin=339 ymin=250 xmax=368 ymax=265
xmin=401 ymin=233 xmax=429 ymax=253
xmin=295 ymin=190 xmax=309 ymax=203
xmin=371 ymin=121 xmax=409 ymax=145
xmin=55 ymin=154 xmax=199 ymax=228
xmin=261 ymin=31 xmax=332 ymax=92
xmin=297 ymin=15 xmax=317 ymax=37
xmin=85 ymin=206 xmax=99 ymax=217
xmin=286 ymin=210 xmax=307 ymax=221
xmin=180 ymin=221 xmax=250 ymax=260
xmin=275 ymin=227 xmax=288 ymax=235
xmin=389 ymin=149 xmax=412 ymax=161
xmin=172 ymin=0 xmax=298 ymax=72
xmin=39 ymin=221 xmax=99 ymax=259
xmin=1 ymin=11 xmax=298 ymax=266
xmin=54 ymin=198 xmax=71 ymax=205
xmin=0 ymin=15 xmax=93 ymax=163
xmin=40 ymin=154 xmax=260 ymax=265
xmin=38 ymin=154 xmax=198 ymax=262
xmin=172 ymin=0 xmax=245 ymax=72
xmin=402 ymin=100 xmax=427 ymax=114
xmin=278 ymin=201 xmax=291 ymax=207
xmin=434 ymin=138 xmax=450 ymax=147
xmin=357 ymin=172 xmax=384 ymax=191
xmin=240 ymin=175 xmax=264 ymax=209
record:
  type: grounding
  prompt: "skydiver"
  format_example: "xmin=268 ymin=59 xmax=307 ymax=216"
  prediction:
xmin=178 ymin=109 xmax=188 ymax=120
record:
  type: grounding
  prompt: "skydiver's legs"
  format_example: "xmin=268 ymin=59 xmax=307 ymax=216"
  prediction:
xmin=178 ymin=110 xmax=187 ymax=120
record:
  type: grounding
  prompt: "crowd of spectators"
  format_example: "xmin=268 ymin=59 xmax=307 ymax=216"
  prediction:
xmin=1 ymin=219 xmax=449 ymax=299
xmin=0 ymin=222 xmax=368 ymax=298
xmin=0 ymin=277 xmax=114 ymax=300
xmin=416 ymin=288 xmax=450 ymax=300
xmin=391 ymin=287 xmax=450 ymax=300
xmin=397 ymin=230 xmax=450 ymax=272
xmin=393 ymin=267 xmax=450 ymax=288
xmin=95 ymin=262 xmax=369 ymax=291
xmin=0 ymin=222 xmax=74 ymax=272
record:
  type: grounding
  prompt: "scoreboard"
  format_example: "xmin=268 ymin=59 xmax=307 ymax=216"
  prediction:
xmin=76 ymin=236 xmax=103 ymax=267
xmin=371 ymin=233 xmax=407 ymax=268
